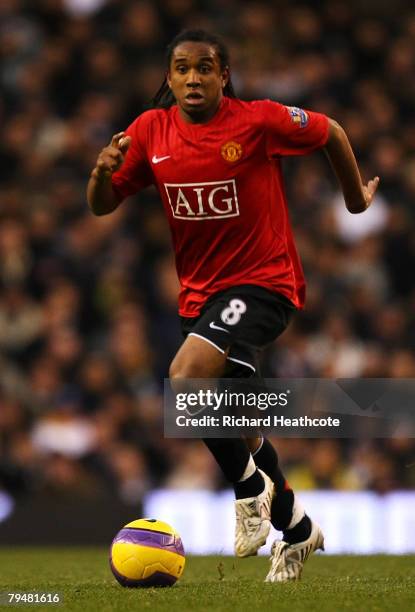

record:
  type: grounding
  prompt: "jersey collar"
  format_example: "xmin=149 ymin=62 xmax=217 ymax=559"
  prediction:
xmin=173 ymin=97 xmax=228 ymax=134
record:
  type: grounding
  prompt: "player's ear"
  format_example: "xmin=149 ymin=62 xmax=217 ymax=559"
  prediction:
xmin=221 ymin=67 xmax=229 ymax=89
xmin=166 ymin=71 xmax=172 ymax=89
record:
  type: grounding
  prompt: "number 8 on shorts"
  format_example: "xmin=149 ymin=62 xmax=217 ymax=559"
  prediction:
xmin=220 ymin=299 xmax=247 ymax=325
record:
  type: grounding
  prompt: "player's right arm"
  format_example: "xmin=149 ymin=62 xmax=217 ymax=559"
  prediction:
xmin=87 ymin=132 xmax=132 ymax=216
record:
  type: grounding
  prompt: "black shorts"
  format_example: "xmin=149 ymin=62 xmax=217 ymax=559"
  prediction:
xmin=180 ymin=285 xmax=296 ymax=377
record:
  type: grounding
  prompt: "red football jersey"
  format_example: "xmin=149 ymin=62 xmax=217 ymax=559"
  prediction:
xmin=112 ymin=97 xmax=329 ymax=317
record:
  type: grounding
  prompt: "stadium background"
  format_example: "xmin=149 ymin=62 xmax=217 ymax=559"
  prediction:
xmin=0 ymin=0 xmax=414 ymax=550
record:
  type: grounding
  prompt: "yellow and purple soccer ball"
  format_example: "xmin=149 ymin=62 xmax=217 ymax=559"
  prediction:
xmin=109 ymin=518 xmax=185 ymax=588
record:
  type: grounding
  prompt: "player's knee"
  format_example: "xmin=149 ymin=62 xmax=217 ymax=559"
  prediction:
xmin=169 ymin=358 xmax=203 ymax=399
xmin=169 ymin=357 xmax=199 ymax=380
xmin=169 ymin=335 xmax=227 ymax=380
xmin=169 ymin=360 xmax=182 ymax=380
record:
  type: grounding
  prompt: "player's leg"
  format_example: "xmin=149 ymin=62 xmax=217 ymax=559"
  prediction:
xmin=177 ymin=286 xmax=295 ymax=557
xmin=245 ymin=422 xmax=324 ymax=580
xmin=227 ymin=348 xmax=311 ymax=543
xmin=225 ymin=310 xmax=325 ymax=579
xmin=169 ymin=334 xmax=273 ymax=556
xmin=246 ymin=436 xmax=311 ymax=543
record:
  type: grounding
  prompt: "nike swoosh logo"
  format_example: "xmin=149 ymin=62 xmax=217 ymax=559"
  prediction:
xmin=152 ymin=155 xmax=171 ymax=164
xmin=209 ymin=321 xmax=229 ymax=333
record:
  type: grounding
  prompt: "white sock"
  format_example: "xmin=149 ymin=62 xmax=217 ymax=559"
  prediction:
xmin=238 ymin=454 xmax=256 ymax=482
xmin=286 ymin=495 xmax=305 ymax=530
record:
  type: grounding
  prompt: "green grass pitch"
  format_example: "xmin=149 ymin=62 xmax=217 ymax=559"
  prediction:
xmin=0 ymin=549 xmax=414 ymax=612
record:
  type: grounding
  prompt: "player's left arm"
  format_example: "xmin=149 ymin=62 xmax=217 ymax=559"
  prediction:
xmin=324 ymin=118 xmax=379 ymax=214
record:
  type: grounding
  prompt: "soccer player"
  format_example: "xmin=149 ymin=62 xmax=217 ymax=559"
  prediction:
xmin=87 ymin=30 xmax=379 ymax=582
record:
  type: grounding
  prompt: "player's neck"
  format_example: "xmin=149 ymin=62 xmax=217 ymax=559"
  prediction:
xmin=178 ymin=97 xmax=223 ymax=125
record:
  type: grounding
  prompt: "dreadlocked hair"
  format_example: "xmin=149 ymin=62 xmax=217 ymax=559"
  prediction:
xmin=151 ymin=29 xmax=236 ymax=108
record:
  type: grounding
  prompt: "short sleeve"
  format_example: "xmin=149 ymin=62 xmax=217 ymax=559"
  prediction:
xmin=262 ymin=100 xmax=329 ymax=157
xmin=111 ymin=114 xmax=154 ymax=202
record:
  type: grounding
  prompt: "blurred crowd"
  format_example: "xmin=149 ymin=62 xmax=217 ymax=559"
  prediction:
xmin=1 ymin=0 xmax=415 ymax=508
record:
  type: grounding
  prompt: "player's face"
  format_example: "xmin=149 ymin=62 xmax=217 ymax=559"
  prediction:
xmin=167 ymin=42 xmax=229 ymax=123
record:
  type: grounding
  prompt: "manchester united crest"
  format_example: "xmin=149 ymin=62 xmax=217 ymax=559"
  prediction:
xmin=221 ymin=141 xmax=243 ymax=162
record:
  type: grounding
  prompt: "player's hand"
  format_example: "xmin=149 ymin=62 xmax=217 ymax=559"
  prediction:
xmin=93 ymin=132 xmax=132 ymax=179
xmin=362 ymin=176 xmax=380 ymax=209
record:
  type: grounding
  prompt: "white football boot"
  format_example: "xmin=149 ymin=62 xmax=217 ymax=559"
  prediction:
xmin=265 ymin=519 xmax=324 ymax=582
xmin=234 ymin=469 xmax=275 ymax=558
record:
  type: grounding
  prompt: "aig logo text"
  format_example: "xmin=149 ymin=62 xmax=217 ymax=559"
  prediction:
xmin=164 ymin=179 xmax=240 ymax=220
